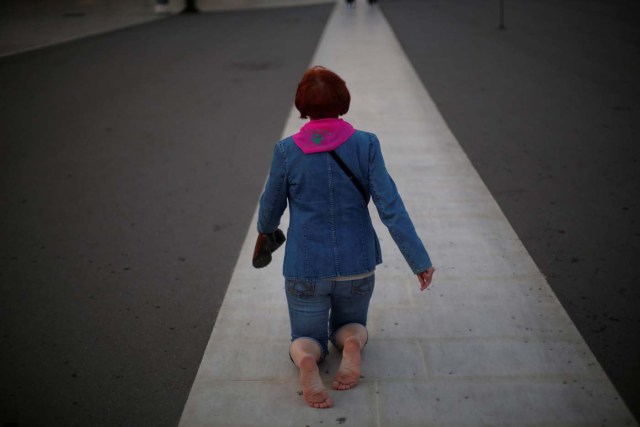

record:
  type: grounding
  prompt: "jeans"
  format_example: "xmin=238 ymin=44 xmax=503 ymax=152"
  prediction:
xmin=285 ymin=274 xmax=375 ymax=359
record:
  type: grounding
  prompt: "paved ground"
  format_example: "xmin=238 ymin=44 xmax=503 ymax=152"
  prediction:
xmin=0 ymin=5 xmax=333 ymax=426
xmin=381 ymin=0 xmax=640 ymax=419
xmin=0 ymin=0 xmax=163 ymax=57
xmin=179 ymin=3 xmax=634 ymax=425
xmin=1 ymin=0 xmax=639 ymax=425
xmin=0 ymin=0 xmax=333 ymax=57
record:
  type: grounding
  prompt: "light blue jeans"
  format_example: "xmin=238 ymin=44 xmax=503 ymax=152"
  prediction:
xmin=285 ymin=274 xmax=375 ymax=360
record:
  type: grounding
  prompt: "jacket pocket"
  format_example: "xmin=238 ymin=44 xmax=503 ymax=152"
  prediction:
xmin=286 ymin=280 xmax=315 ymax=297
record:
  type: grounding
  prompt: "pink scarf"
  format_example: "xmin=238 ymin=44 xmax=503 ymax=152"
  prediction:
xmin=292 ymin=118 xmax=355 ymax=154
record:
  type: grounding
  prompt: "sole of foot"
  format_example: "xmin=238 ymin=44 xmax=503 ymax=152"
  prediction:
xmin=299 ymin=356 xmax=333 ymax=408
xmin=332 ymin=337 xmax=361 ymax=391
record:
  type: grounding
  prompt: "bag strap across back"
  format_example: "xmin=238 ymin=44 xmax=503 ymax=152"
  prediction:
xmin=329 ymin=150 xmax=368 ymax=202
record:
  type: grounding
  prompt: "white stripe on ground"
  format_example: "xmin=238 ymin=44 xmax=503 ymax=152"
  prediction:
xmin=178 ymin=1 xmax=636 ymax=425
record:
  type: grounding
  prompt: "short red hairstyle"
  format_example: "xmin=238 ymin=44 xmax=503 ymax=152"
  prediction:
xmin=295 ymin=66 xmax=350 ymax=119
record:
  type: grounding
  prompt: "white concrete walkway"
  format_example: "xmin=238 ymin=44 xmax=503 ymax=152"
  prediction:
xmin=179 ymin=1 xmax=636 ymax=425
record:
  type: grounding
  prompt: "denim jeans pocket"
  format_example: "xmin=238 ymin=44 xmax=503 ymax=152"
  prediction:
xmin=351 ymin=276 xmax=374 ymax=296
xmin=286 ymin=280 xmax=315 ymax=297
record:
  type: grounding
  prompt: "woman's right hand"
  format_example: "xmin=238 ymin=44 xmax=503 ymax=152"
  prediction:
xmin=417 ymin=267 xmax=435 ymax=291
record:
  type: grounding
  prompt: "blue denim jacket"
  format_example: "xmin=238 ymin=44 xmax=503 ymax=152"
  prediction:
xmin=258 ymin=130 xmax=432 ymax=279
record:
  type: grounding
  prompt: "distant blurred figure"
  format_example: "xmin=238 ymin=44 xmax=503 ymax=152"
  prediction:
xmin=154 ymin=0 xmax=169 ymax=14
xmin=345 ymin=0 xmax=378 ymax=6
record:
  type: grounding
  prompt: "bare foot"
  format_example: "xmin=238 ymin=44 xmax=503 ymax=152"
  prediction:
xmin=332 ymin=336 xmax=361 ymax=390
xmin=299 ymin=355 xmax=333 ymax=408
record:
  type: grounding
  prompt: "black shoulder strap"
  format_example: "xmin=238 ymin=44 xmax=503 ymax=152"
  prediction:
xmin=329 ymin=150 xmax=368 ymax=202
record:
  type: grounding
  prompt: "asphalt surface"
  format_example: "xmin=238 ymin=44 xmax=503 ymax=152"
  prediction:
xmin=381 ymin=0 xmax=640 ymax=420
xmin=0 ymin=5 xmax=333 ymax=426
xmin=2 ymin=1 xmax=640 ymax=425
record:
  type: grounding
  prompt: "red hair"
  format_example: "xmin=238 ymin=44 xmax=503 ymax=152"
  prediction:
xmin=295 ymin=66 xmax=350 ymax=119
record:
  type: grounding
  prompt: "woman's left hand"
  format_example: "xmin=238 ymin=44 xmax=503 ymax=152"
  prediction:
xmin=417 ymin=267 xmax=435 ymax=291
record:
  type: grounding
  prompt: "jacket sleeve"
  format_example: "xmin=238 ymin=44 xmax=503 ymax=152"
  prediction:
xmin=368 ymin=134 xmax=432 ymax=274
xmin=258 ymin=141 xmax=289 ymax=234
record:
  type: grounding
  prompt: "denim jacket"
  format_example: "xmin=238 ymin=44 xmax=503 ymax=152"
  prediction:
xmin=258 ymin=128 xmax=432 ymax=280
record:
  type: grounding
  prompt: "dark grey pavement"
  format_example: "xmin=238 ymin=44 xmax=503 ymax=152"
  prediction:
xmin=2 ymin=0 xmax=640 ymax=425
xmin=381 ymin=0 xmax=640 ymax=420
xmin=0 ymin=5 xmax=332 ymax=426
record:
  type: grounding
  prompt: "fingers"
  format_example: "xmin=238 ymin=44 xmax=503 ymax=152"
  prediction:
xmin=417 ymin=267 xmax=435 ymax=291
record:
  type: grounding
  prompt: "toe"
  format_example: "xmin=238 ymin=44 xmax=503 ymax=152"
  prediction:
xmin=309 ymin=396 xmax=333 ymax=409
xmin=332 ymin=379 xmax=355 ymax=390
